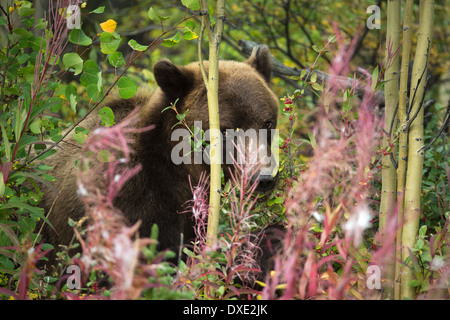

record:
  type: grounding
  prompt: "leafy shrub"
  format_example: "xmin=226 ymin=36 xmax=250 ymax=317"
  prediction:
xmin=0 ymin=0 xmax=199 ymax=299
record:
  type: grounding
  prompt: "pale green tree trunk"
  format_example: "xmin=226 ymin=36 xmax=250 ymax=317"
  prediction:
xmin=199 ymin=0 xmax=226 ymax=248
xmin=401 ymin=0 xmax=435 ymax=300
xmin=379 ymin=0 xmax=401 ymax=300
xmin=394 ymin=0 xmax=413 ymax=300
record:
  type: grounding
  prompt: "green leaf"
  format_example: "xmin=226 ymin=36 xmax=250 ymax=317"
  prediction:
xmin=311 ymin=82 xmax=323 ymax=92
xmin=183 ymin=28 xmax=198 ymax=40
xmin=69 ymin=29 xmax=92 ymax=46
xmin=108 ymin=52 xmax=125 ymax=68
xmin=99 ymin=107 xmax=115 ymax=127
xmin=100 ymin=32 xmax=121 ymax=54
xmin=35 ymin=18 xmax=46 ymax=29
xmin=86 ymin=84 xmax=103 ymax=102
xmin=164 ymin=250 xmax=176 ymax=260
xmin=128 ymin=39 xmax=148 ymax=52
xmin=312 ymin=45 xmax=321 ymax=53
xmin=80 ymin=60 xmax=102 ymax=87
xmin=181 ymin=0 xmax=200 ymax=10
xmin=148 ymin=7 xmax=157 ymax=20
xmin=16 ymin=134 xmax=38 ymax=153
xmin=34 ymin=148 xmax=57 ymax=160
xmin=97 ymin=150 xmax=112 ymax=163
xmin=0 ymin=173 xmax=4 ymax=198
xmin=176 ymin=109 xmax=188 ymax=123
xmin=300 ymin=69 xmax=307 ymax=79
xmin=343 ymin=89 xmax=349 ymax=102
xmin=18 ymin=6 xmax=34 ymax=17
xmin=14 ymin=108 xmax=27 ymax=143
xmin=407 ymin=279 xmax=421 ymax=288
xmin=419 ymin=225 xmax=427 ymax=238
xmin=149 ymin=223 xmax=159 ymax=256
xmin=147 ymin=7 xmax=169 ymax=22
xmin=17 ymin=53 xmax=30 ymax=64
xmin=0 ymin=198 xmax=45 ymax=221
xmin=186 ymin=21 xmax=195 ymax=30
xmin=65 ymin=83 xmax=78 ymax=113
xmin=217 ymin=286 xmax=225 ymax=297
xmin=415 ymin=238 xmax=424 ymax=251
xmin=0 ymin=122 xmax=11 ymax=161
xmin=308 ymin=132 xmax=317 ymax=149
xmin=62 ymin=53 xmax=83 ymax=76
xmin=421 ymin=249 xmax=432 ymax=262
xmin=267 ymin=196 xmax=283 ymax=206
xmin=371 ymin=66 xmax=379 ymax=92
xmin=73 ymin=127 xmax=89 ymax=144
xmin=327 ymin=34 xmax=337 ymax=43
xmin=162 ymin=32 xmax=182 ymax=47
xmin=117 ymin=77 xmax=138 ymax=99
xmin=29 ymin=119 xmax=42 ymax=134
xmin=90 ymin=6 xmax=105 ymax=14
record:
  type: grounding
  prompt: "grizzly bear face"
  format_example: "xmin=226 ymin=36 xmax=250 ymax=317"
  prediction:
xmin=153 ymin=46 xmax=279 ymax=192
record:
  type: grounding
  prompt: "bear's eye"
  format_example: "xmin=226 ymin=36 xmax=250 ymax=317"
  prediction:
xmin=264 ymin=121 xmax=273 ymax=129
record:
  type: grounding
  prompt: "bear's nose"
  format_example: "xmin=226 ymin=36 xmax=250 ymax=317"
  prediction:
xmin=251 ymin=173 xmax=277 ymax=193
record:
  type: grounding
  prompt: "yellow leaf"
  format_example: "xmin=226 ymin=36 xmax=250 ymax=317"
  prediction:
xmin=9 ymin=6 xmax=15 ymax=13
xmin=275 ymin=283 xmax=287 ymax=290
xmin=81 ymin=2 xmax=87 ymax=8
xmin=100 ymin=19 xmax=117 ymax=33
xmin=254 ymin=280 xmax=266 ymax=288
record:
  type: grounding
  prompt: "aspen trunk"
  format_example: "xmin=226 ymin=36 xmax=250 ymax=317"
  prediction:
xmin=394 ymin=0 xmax=413 ymax=300
xmin=401 ymin=0 xmax=435 ymax=300
xmin=199 ymin=0 xmax=226 ymax=248
xmin=379 ymin=0 xmax=401 ymax=299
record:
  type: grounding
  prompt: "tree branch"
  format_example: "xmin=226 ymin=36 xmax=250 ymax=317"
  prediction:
xmin=239 ymin=39 xmax=384 ymax=101
xmin=417 ymin=99 xmax=448 ymax=154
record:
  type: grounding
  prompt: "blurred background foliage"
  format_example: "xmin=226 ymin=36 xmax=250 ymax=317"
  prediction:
xmin=26 ymin=0 xmax=450 ymax=97
xmin=20 ymin=0 xmax=449 ymax=151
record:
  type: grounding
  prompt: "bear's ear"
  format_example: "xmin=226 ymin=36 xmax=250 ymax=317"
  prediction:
xmin=246 ymin=45 xmax=273 ymax=83
xmin=153 ymin=59 xmax=193 ymax=101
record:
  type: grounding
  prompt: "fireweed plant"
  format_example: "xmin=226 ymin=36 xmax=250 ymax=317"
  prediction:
xmin=175 ymin=142 xmax=265 ymax=299
xmin=56 ymin=109 xmax=193 ymax=300
xmin=259 ymin=28 xmax=448 ymax=299
xmin=260 ymin=29 xmax=392 ymax=300
xmin=71 ymin=109 xmax=155 ymax=300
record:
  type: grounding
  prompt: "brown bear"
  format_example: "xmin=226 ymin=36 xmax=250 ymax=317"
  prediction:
xmin=38 ymin=45 xmax=279 ymax=266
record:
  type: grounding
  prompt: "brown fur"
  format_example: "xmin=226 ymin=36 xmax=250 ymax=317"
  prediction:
xmin=38 ymin=46 xmax=279 ymax=264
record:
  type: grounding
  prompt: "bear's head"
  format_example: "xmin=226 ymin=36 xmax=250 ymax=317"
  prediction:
xmin=153 ymin=46 xmax=279 ymax=193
